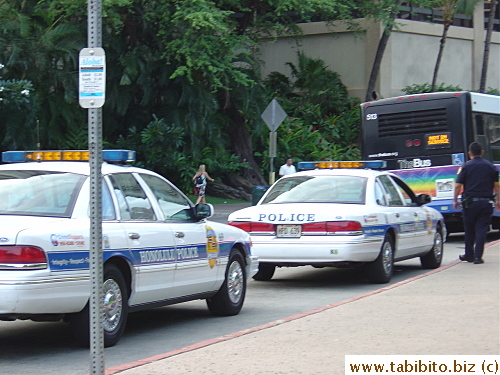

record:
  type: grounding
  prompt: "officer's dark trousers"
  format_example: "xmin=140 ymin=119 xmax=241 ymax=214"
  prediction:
xmin=462 ymin=200 xmax=493 ymax=260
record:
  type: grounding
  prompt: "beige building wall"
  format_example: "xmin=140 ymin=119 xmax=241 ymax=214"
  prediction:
xmin=258 ymin=5 xmax=500 ymax=101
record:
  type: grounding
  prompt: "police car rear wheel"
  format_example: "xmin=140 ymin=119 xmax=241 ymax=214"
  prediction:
xmin=69 ymin=264 xmax=129 ymax=347
xmin=366 ymin=234 xmax=394 ymax=284
xmin=207 ymin=250 xmax=246 ymax=316
xmin=253 ymin=263 xmax=276 ymax=281
xmin=420 ymin=229 xmax=443 ymax=269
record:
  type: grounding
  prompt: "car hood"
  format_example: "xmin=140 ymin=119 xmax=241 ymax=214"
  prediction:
xmin=228 ymin=202 xmax=369 ymax=224
xmin=0 ymin=216 xmax=67 ymax=245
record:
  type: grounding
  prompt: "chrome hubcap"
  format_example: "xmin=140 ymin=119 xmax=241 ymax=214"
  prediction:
xmin=227 ymin=261 xmax=244 ymax=304
xmin=434 ymin=232 xmax=443 ymax=260
xmin=102 ymin=279 xmax=122 ymax=332
xmin=382 ymin=241 xmax=393 ymax=275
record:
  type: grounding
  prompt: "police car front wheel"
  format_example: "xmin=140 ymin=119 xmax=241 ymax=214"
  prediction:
xmin=420 ymin=228 xmax=444 ymax=269
xmin=207 ymin=250 xmax=246 ymax=316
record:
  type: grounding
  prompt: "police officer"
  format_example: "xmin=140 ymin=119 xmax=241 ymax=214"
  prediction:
xmin=453 ymin=142 xmax=500 ymax=264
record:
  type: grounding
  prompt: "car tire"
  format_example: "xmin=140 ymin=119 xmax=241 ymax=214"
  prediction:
xmin=252 ymin=263 xmax=276 ymax=281
xmin=70 ymin=264 xmax=129 ymax=347
xmin=420 ymin=228 xmax=443 ymax=269
xmin=366 ymin=234 xmax=394 ymax=284
xmin=207 ymin=250 xmax=246 ymax=316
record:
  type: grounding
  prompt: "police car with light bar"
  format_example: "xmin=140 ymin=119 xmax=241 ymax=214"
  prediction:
xmin=0 ymin=150 xmax=256 ymax=347
xmin=228 ymin=161 xmax=446 ymax=284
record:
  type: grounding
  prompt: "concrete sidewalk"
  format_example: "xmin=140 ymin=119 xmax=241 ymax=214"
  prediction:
xmin=107 ymin=239 xmax=499 ymax=375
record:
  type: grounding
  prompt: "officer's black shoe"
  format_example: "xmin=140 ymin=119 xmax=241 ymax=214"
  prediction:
xmin=473 ymin=258 xmax=484 ymax=264
xmin=459 ymin=254 xmax=474 ymax=262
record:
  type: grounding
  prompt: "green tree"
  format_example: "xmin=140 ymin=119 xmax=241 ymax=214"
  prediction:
xmin=430 ymin=0 xmax=481 ymax=91
xmin=479 ymin=0 xmax=498 ymax=93
xmin=0 ymin=0 xmax=373 ymax=190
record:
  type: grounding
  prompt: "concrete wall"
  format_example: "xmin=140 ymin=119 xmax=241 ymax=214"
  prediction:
xmin=257 ymin=5 xmax=500 ymax=101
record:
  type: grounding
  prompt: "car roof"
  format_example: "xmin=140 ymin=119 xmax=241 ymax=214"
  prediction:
xmin=0 ymin=161 xmax=152 ymax=176
xmin=282 ymin=168 xmax=387 ymax=178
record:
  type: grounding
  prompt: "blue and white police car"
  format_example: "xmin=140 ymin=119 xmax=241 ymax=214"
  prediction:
xmin=0 ymin=150 xmax=256 ymax=347
xmin=228 ymin=161 xmax=446 ymax=284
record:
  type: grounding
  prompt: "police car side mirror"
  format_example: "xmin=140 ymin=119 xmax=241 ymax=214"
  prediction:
xmin=416 ymin=194 xmax=432 ymax=206
xmin=194 ymin=203 xmax=214 ymax=219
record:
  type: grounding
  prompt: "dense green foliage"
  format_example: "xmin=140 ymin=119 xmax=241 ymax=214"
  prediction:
xmin=3 ymin=1 xmax=494 ymax=194
xmin=402 ymin=83 xmax=500 ymax=96
xmin=0 ymin=0 xmax=374 ymax=192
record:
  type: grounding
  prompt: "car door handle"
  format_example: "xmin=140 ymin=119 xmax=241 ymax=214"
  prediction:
xmin=129 ymin=233 xmax=140 ymax=240
xmin=175 ymin=232 xmax=185 ymax=238
xmin=414 ymin=212 xmax=418 ymax=217
xmin=394 ymin=213 xmax=400 ymax=218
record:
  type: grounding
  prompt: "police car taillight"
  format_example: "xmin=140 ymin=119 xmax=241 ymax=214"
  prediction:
xmin=302 ymin=221 xmax=363 ymax=234
xmin=0 ymin=246 xmax=47 ymax=269
xmin=228 ymin=222 xmax=274 ymax=233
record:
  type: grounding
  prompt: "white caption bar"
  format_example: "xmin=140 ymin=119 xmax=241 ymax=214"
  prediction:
xmin=346 ymin=355 xmax=499 ymax=374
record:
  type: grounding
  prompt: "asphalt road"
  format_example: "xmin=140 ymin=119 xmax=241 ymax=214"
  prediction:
xmin=1 ymin=231 xmax=495 ymax=375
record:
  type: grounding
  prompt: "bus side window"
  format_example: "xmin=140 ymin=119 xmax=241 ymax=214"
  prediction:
xmin=487 ymin=115 xmax=500 ymax=163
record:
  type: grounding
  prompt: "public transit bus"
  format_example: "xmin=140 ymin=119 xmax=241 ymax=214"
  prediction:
xmin=361 ymin=91 xmax=500 ymax=233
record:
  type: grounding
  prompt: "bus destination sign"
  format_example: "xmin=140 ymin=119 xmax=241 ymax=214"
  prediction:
xmin=427 ymin=133 xmax=451 ymax=149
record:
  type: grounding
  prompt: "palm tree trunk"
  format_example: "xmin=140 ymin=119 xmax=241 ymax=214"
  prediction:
xmin=431 ymin=22 xmax=451 ymax=92
xmin=479 ymin=0 xmax=498 ymax=93
xmin=220 ymin=94 xmax=267 ymax=186
xmin=365 ymin=28 xmax=392 ymax=102
xmin=364 ymin=0 xmax=402 ymax=102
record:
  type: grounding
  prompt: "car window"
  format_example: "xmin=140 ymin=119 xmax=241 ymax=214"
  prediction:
xmin=0 ymin=171 xmax=85 ymax=217
xmin=102 ymin=181 xmax=116 ymax=220
xmin=390 ymin=176 xmax=418 ymax=206
xmin=378 ymin=175 xmax=404 ymax=206
xmin=108 ymin=173 xmax=156 ymax=221
xmin=139 ymin=173 xmax=193 ymax=221
xmin=374 ymin=180 xmax=388 ymax=206
xmin=262 ymin=175 xmax=367 ymax=204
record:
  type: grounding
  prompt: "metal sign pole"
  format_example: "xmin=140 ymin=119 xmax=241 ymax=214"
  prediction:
xmin=86 ymin=0 xmax=104 ymax=374
xmin=261 ymin=99 xmax=287 ymax=185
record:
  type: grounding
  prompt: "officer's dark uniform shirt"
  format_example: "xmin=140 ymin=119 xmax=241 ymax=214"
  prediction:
xmin=456 ymin=157 xmax=499 ymax=198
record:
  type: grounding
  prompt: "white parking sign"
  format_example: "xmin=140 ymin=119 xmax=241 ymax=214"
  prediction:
xmin=79 ymin=48 xmax=106 ymax=108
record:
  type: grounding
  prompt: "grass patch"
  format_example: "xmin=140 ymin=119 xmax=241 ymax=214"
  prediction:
xmin=187 ymin=195 xmax=250 ymax=204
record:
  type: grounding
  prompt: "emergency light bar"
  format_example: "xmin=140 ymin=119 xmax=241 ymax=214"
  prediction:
xmin=2 ymin=149 xmax=136 ymax=163
xmin=298 ymin=160 xmax=387 ymax=170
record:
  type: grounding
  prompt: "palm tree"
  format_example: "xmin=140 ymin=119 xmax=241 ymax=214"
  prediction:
xmin=479 ymin=0 xmax=498 ymax=92
xmin=365 ymin=0 xmax=403 ymax=102
xmin=430 ymin=0 xmax=481 ymax=91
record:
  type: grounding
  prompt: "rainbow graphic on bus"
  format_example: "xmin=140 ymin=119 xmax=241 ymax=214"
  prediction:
xmin=390 ymin=165 xmax=461 ymax=199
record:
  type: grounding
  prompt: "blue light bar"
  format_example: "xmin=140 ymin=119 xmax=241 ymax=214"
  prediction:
xmin=298 ymin=160 xmax=387 ymax=170
xmin=102 ymin=150 xmax=136 ymax=163
xmin=2 ymin=150 xmax=136 ymax=163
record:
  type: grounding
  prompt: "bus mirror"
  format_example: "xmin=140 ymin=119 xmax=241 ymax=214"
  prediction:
xmin=416 ymin=194 xmax=432 ymax=206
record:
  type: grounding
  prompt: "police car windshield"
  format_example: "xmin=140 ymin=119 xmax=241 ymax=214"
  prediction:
xmin=0 ymin=171 xmax=86 ymax=217
xmin=262 ymin=175 xmax=367 ymax=204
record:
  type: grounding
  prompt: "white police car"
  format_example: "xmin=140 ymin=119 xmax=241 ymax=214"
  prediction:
xmin=228 ymin=161 xmax=446 ymax=284
xmin=0 ymin=150 xmax=256 ymax=347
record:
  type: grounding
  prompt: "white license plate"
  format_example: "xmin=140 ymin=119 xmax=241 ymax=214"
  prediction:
xmin=276 ymin=225 xmax=301 ymax=238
